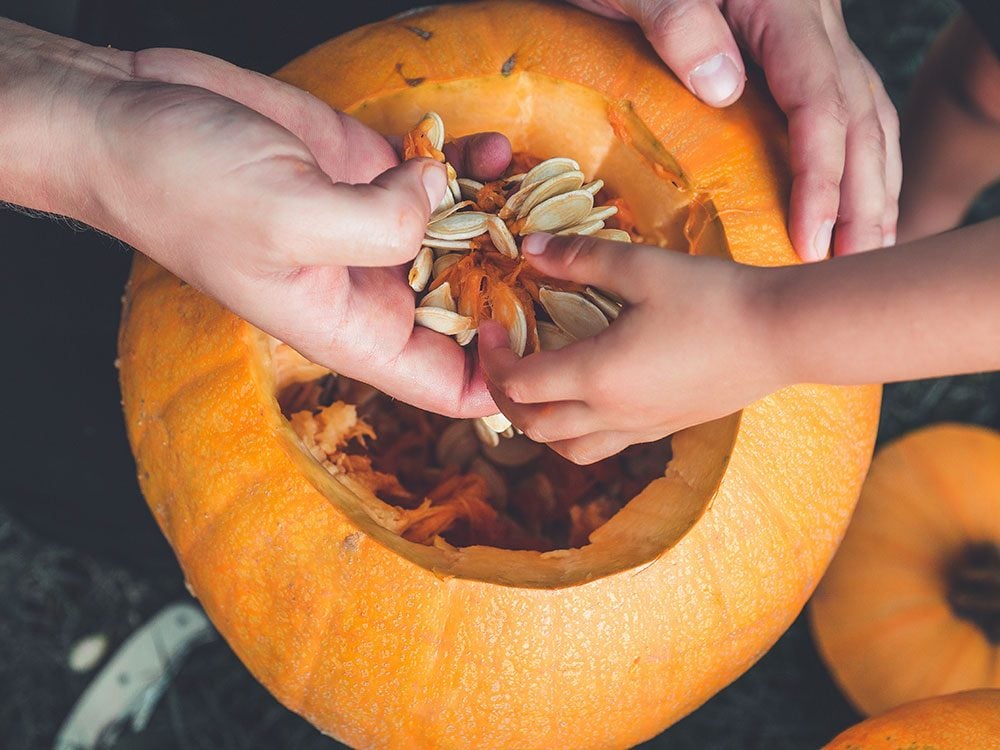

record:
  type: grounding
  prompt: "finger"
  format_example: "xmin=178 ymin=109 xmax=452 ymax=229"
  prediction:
xmin=860 ymin=55 xmax=901 ymax=246
xmin=730 ymin=4 xmax=847 ymax=262
xmin=521 ymin=232 xmax=660 ymax=302
xmin=488 ymin=381 xmax=605 ymax=443
xmin=442 ymin=132 xmax=513 ymax=182
xmin=477 ymin=320 xmax=594 ymax=404
xmin=826 ymin=34 xmax=887 ymax=255
xmin=270 ymin=158 xmax=447 ymax=268
xmin=623 ymin=0 xmax=745 ymax=107
xmin=548 ymin=430 xmax=635 ymax=465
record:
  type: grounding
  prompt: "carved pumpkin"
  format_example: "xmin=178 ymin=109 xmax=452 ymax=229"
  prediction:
xmin=811 ymin=423 xmax=1000 ymax=718
xmin=822 ymin=689 xmax=1000 ymax=749
xmin=118 ymin=2 xmax=881 ymax=747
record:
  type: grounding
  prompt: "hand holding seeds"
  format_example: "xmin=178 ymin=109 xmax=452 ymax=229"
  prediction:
xmin=477 ymin=232 xmax=786 ymax=465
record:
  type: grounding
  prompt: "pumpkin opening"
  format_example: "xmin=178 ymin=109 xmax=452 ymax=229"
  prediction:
xmin=260 ymin=72 xmax=740 ymax=586
xmin=947 ymin=542 xmax=1000 ymax=644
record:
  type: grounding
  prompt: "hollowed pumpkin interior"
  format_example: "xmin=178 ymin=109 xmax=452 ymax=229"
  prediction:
xmin=262 ymin=73 xmax=740 ymax=587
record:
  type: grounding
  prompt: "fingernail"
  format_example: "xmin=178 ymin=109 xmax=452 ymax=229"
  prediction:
xmin=522 ymin=233 xmax=553 ymax=256
xmin=421 ymin=162 xmax=447 ymax=213
xmin=811 ymin=220 xmax=834 ymax=261
xmin=690 ymin=54 xmax=742 ymax=106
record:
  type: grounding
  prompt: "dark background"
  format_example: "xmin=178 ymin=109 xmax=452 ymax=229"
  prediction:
xmin=1 ymin=0 xmax=998 ymax=748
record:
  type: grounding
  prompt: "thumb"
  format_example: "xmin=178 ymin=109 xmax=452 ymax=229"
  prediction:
xmin=521 ymin=232 xmax=655 ymax=303
xmin=279 ymin=158 xmax=447 ymax=268
xmin=622 ymin=0 xmax=745 ymax=107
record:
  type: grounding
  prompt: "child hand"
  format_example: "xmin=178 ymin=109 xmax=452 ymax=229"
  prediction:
xmin=478 ymin=232 xmax=786 ymax=464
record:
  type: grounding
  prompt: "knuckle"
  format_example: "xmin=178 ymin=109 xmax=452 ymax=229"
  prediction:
xmin=519 ymin=418 xmax=549 ymax=445
xmin=385 ymin=195 xmax=428 ymax=260
xmin=557 ymin=233 xmax=600 ymax=270
xmin=502 ymin=378 xmax=529 ymax=405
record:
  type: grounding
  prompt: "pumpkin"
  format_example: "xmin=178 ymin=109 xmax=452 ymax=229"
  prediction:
xmin=822 ymin=689 xmax=1000 ymax=749
xmin=117 ymin=2 xmax=881 ymax=747
xmin=810 ymin=424 xmax=1000 ymax=718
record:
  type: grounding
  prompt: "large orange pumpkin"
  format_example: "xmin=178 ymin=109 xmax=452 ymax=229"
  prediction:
xmin=811 ymin=424 xmax=1000 ymax=717
xmin=822 ymin=689 xmax=1000 ymax=749
xmin=118 ymin=2 xmax=881 ymax=747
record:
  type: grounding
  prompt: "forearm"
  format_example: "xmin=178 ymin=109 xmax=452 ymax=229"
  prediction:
xmin=0 ymin=18 xmax=131 ymax=218
xmin=768 ymin=218 xmax=1000 ymax=386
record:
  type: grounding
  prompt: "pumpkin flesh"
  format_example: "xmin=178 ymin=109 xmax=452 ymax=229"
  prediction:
xmin=119 ymin=3 xmax=881 ymax=748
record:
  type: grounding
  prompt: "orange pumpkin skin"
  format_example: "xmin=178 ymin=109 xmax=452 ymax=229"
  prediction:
xmin=822 ymin=689 xmax=1000 ymax=749
xmin=118 ymin=2 xmax=881 ymax=748
xmin=810 ymin=424 xmax=1000 ymax=718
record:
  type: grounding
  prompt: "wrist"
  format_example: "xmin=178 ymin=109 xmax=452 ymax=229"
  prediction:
xmin=738 ymin=262 xmax=803 ymax=391
xmin=0 ymin=18 xmax=132 ymax=220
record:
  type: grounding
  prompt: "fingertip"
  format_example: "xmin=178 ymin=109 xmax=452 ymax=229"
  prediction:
xmin=465 ymin=132 xmax=513 ymax=182
xmin=521 ymin=232 xmax=554 ymax=257
xmin=478 ymin=319 xmax=511 ymax=353
xmin=689 ymin=53 xmax=745 ymax=107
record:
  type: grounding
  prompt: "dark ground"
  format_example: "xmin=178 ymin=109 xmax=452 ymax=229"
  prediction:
xmin=2 ymin=0 xmax=999 ymax=748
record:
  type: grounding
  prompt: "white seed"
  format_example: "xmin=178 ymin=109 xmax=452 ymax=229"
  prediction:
xmin=431 ymin=199 xmax=475 ymax=222
xmin=448 ymin=177 xmax=462 ymax=202
xmin=473 ymin=417 xmax=501 ymax=447
xmin=68 ymin=633 xmax=109 ymax=673
xmin=421 ymin=111 xmax=445 ymax=151
xmin=539 ymin=287 xmax=610 ymax=340
xmin=414 ymin=307 xmax=474 ymax=334
xmin=523 ymin=157 xmax=580 ymax=189
xmin=583 ymin=179 xmax=604 ymax=196
xmin=593 ymin=228 xmax=632 ymax=242
xmin=457 ymin=178 xmax=484 ymax=201
xmin=516 ymin=170 xmax=586 ymax=219
xmin=426 ymin=211 xmax=489 ymax=240
xmin=504 ymin=172 xmax=527 ymax=185
xmin=482 ymin=412 xmax=512 ymax=433
xmin=555 ymin=219 xmax=605 ymax=236
xmin=522 ymin=190 xmax=595 ymax=234
xmin=537 ymin=320 xmax=576 ymax=350
xmin=422 ymin=237 xmax=474 ymax=251
xmin=420 ymin=281 xmax=455 ymax=311
xmin=498 ymin=181 xmax=533 ymax=219
xmin=493 ymin=288 xmax=528 ymax=356
xmin=435 ymin=189 xmax=455 ymax=215
xmin=588 ymin=205 xmax=619 ymax=223
xmin=455 ymin=328 xmax=478 ymax=346
xmin=584 ymin=287 xmax=622 ymax=321
xmin=408 ymin=246 xmax=433 ymax=292
xmin=435 ymin=420 xmax=478 ymax=468
xmin=432 ymin=252 xmax=463 ymax=278
xmin=487 ymin=215 xmax=519 ymax=259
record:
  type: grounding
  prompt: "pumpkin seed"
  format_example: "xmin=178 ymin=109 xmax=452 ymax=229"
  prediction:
xmin=493 ymin=287 xmax=528 ymax=356
xmin=555 ymin=219 xmax=605 ymax=236
xmin=448 ymin=177 xmax=462 ymax=203
xmin=435 ymin=189 xmax=455 ymax=214
xmin=420 ymin=281 xmax=455 ymax=311
xmin=457 ymin=178 xmax=484 ymax=201
xmin=455 ymin=328 xmax=478 ymax=346
xmin=516 ymin=170 xmax=586 ymax=219
xmin=584 ymin=287 xmax=622 ymax=321
xmin=587 ymin=205 xmax=619 ymax=223
xmin=421 ymin=111 xmax=445 ymax=151
xmin=473 ymin=417 xmax=501 ymax=447
xmin=539 ymin=287 xmax=609 ymax=340
xmin=521 ymin=190 xmax=594 ymax=234
xmin=482 ymin=412 xmax=512 ymax=433
xmin=414 ymin=307 xmax=474 ymax=334
xmin=487 ymin=215 xmax=519 ymax=259
xmin=523 ymin=157 xmax=580 ymax=189
xmin=431 ymin=199 xmax=475 ymax=222
xmin=426 ymin=211 xmax=490 ymax=240
xmin=435 ymin=420 xmax=478 ymax=468
xmin=408 ymin=247 xmax=433 ymax=292
xmin=593 ymin=228 xmax=632 ymax=242
xmin=422 ymin=237 xmax=474 ymax=251
xmin=432 ymin=253 xmax=463 ymax=278
xmin=583 ymin=179 xmax=604 ymax=196
xmin=537 ymin=320 xmax=576 ymax=350
xmin=468 ymin=457 xmax=508 ymax=507
xmin=483 ymin=435 xmax=545 ymax=467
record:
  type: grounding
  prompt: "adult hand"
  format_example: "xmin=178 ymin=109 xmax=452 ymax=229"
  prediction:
xmin=566 ymin=0 xmax=900 ymax=260
xmin=1 ymin=20 xmax=511 ymax=417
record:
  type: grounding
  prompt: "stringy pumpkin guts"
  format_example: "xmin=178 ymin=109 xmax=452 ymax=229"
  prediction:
xmin=404 ymin=112 xmax=635 ymax=443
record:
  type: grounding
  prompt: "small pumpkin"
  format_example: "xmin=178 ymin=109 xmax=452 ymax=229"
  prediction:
xmin=118 ymin=2 xmax=881 ymax=748
xmin=811 ymin=424 xmax=1000 ymax=717
xmin=822 ymin=689 xmax=1000 ymax=749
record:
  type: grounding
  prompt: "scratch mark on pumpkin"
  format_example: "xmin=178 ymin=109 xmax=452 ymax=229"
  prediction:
xmin=395 ymin=62 xmax=425 ymax=87
xmin=501 ymin=53 xmax=517 ymax=77
xmin=404 ymin=25 xmax=433 ymax=40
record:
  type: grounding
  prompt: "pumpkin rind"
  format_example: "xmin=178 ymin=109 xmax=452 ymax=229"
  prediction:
xmin=118 ymin=2 xmax=881 ymax=748
xmin=810 ymin=423 xmax=1000 ymax=718
xmin=822 ymin=689 xmax=1000 ymax=749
